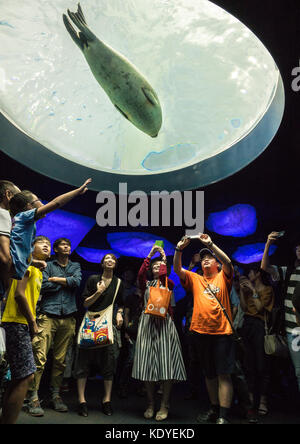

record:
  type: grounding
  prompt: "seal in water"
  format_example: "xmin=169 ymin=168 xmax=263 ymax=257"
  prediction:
xmin=63 ymin=3 xmax=162 ymax=138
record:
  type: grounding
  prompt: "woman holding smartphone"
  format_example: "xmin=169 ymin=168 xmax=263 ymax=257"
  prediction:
xmin=132 ymin=245 xmax=186 ymax=421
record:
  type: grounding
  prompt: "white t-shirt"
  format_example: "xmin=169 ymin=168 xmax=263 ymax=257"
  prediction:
xmin=0 ymin=208 xmax=12 ymax=237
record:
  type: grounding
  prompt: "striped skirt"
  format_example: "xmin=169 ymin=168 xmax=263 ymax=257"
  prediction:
xmin=132 ymin=312 xmax=187 ymax=382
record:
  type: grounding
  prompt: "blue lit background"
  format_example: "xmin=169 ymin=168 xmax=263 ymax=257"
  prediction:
xmin=36 ymin=207 xmax=95 ymax=252
xmin=205 ymin=204 xmax=257 ymax=237
xmin=232 ymin=243 xmax=277 ymax=264
xmin=76 ymin=247 xmax=120 ymax=263
xmin=106 ymin=232 xmax=176 ymax=258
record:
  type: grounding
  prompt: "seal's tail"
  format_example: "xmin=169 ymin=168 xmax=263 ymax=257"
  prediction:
xmin=63 ymin=3 xmax=96 ymax=50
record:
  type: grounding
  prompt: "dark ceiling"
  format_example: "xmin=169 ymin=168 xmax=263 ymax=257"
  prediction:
xmin=0 ymin=0 xmax=300 ymax=273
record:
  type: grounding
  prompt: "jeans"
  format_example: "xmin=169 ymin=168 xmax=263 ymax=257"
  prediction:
xmin=286 ymin=330 xmax=300 ymax=391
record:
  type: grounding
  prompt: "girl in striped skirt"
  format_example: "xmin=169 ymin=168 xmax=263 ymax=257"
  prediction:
xmin=132 ymin=245 xmax=186 ymax=421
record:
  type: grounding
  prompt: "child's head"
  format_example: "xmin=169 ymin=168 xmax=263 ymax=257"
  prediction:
xmin=9 ymin=190 xmax=42 ymax=217
xmin=32 ymin=236 xmax=51 ymax=260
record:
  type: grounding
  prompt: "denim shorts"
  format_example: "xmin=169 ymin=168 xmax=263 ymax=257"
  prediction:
xmin=2 ymin=322 xmax=36 ymax=380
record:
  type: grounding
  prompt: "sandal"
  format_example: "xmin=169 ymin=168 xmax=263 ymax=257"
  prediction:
xmin=144 ymin=405 xmax=155 ymax=419
xmin=155 ymin=406 xmax=169 ymax=421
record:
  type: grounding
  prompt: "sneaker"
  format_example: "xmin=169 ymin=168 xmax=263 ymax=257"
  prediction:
xmin=50 ymin=396 xmax=68 ymax=413
xmin=196 ymin=408 xmax=219 ymax=423
xmin=216 ymin=417 xmax=230 ymax=424
xmin=60 ymin=383 xmax=70 ymax=393
xmin=27 ymin=399 xmax=44 ymax=417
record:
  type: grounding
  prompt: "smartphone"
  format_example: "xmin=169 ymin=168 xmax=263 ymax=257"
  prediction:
xmin=154 ymin=240 xmax=164 ymax=248
xmin=187 ymin=235 xmax=200 ymax=240
xmin=277 ymin=231 xmax=285 ymax=238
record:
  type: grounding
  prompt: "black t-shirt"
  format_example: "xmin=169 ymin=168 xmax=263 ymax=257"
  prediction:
xmin=125 ymin=292 xmax=142 ymax=320
xmin=81 ymin=274 xmax=124 ymax=312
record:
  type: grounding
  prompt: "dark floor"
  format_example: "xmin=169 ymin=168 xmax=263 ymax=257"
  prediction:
xmin=15 ymin=377 xmax=300 ymax=426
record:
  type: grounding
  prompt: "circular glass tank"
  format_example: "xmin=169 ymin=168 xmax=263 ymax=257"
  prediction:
xmin=0 ymin=0 xmax=284 ymax=192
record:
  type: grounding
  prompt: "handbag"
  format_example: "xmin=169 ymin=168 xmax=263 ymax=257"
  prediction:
xmin=204 ymin=279 xmax=245 ymax=356
xmin=144 ymin=277 xmax=172 ymax=319
xmin=264 ymin=312 xmax=289 ymax=358
xmin=77 ymin=278 xmax=121 ymax=349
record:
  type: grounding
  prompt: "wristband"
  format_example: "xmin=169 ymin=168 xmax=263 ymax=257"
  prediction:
xmin=175 ymin=247 xmax=182 ymax=252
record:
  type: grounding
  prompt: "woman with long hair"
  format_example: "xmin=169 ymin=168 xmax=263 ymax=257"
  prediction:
xmin=73 ymin=253 xmax=124 ymax=418
xmin=239 ymin=266 xmax=274 ymax=422
xmin=132 ymin=245 xmax=186 ymax=421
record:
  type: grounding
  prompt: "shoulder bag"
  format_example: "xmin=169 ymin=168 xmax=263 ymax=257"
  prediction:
xmin=203 ymin=278 xmax=245 ymax=357
xmin=264 ymin=311 xmax=289 ymax=358
xmin=77 ymin=278 xmax=121 ymax=349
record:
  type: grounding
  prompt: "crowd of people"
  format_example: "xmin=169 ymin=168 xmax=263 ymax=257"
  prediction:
xmin=0 ymin=179 xmax=300 ymax=424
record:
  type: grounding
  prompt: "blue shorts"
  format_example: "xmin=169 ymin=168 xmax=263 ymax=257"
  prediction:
xmin=2 ymin=322 xmax=36 ymax=380
xmin=191 ymin=332 xmax=236 ymax=378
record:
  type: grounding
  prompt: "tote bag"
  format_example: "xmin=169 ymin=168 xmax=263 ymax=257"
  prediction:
xmin=144 ymin=277 xmax=172 ymax=319
xmin=77 ymin=278 xmax=121 ymax=349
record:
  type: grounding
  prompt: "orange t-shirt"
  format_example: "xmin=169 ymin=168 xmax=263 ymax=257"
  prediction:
xmin=182 ymin=269 xmax=233 ymax=335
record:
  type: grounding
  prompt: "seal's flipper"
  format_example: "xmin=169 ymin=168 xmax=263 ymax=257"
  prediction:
xmin=142 ymin=87 xmax=159 ymax=106
xmin=63 ymin=14 xmax=84 ymax=50
xmin=114 ymin=104 xmax=129 ymax=120
xmin=67 ymin=8 xmax=96 ymax=43
xmin=77 ymin=3 xmax=87 ymax=25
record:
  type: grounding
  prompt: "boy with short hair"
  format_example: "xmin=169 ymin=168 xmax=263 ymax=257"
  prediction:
xmin=9 ymin=178 xmax=92 ymax=282
xmin=0 ymin=236 xmax=51 ymax=424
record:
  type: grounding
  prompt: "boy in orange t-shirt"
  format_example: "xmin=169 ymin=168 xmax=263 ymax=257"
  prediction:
xmin=173 ymin=233 xmax=234 ymax=424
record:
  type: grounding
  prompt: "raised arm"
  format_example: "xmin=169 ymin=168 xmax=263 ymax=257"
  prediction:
xmin=156 ymin=247 xmax=174 ymax=290
xmin=199 ymin=233 xmax=232 ymax=278
xmin=137 ymin=245 xmax=163 ymax=294
xmin=137 ymin=257 xmax=151 ymax=296
xmin=35 ymin=178 xmax=92 ymax=220
xmin=261 ymin=232 xmax=280 ymax=276
xmin=173 ymin=236 xmax=191 ymax=281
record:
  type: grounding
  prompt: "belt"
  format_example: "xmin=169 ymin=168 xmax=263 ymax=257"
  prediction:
xmin=41 ymin=312 xmax=76 ymax=319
